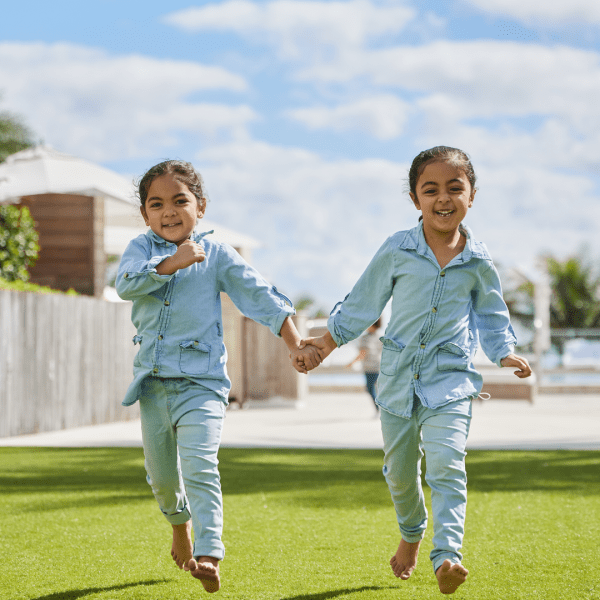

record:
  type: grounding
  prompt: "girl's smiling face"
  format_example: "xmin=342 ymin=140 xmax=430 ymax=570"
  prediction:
xmin=140 ymin=174 xmax=204 ymax=246
xmin=410 ymin=160 xmax=475 ymax=238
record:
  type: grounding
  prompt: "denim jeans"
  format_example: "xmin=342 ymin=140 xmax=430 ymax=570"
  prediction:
xmin=139 ymin=377 xmax=226 ymax=560
xmin=365 ymin=372 xmax=379 ymax=408
xmin=380 ymin=394 xmax=472 ymax=573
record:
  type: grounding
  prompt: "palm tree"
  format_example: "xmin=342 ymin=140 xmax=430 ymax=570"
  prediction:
xmin=546 ymin=254 xmax=600 ymax=329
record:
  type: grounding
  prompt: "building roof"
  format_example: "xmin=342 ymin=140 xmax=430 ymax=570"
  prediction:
xmin=0 ymin=145 xmax=135 ymax=204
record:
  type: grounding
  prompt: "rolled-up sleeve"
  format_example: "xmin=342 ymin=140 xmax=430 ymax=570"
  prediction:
xmin=116 ymin=237 xmax=174 ymax=301
xmin=328 ymin=237 xmax=395 ymax=347
xmin=217 ymin=242 xmax=294 ymax=337
xmin=472 ymin=262 xmax=517 ymax=366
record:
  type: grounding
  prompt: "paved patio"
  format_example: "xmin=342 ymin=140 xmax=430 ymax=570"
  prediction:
xmin=1 ymin=390 xmax=598 ymax=450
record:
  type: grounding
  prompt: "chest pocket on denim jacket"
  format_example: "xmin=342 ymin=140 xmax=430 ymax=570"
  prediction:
xmin=437 ymin=342 xmax=469 ymax=371
xmin=379 ymin=336 xmax=405 ymax=376
xmin=179 ymin=341 xmax=211 ymax=375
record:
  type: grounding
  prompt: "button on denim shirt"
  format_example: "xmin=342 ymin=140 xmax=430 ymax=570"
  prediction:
xmin=328 ymin=223 xmax=516 ymax=418
xmin=116 ymin=228 xmax=295 ymax=406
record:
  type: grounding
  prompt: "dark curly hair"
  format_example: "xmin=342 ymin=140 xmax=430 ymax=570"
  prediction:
xmin=407 ymin=146 xmax=477 ymax=199
xmin=137 ymin=160 xmax=209 ymax=213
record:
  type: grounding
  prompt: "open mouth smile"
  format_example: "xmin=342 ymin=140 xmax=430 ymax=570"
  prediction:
xmin=435 ymin=210 xmax=455 ymax=217
xmin=163 ymin=223 xmax=182 ymax=228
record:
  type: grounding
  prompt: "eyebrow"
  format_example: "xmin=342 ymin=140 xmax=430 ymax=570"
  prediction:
xmin=420 ymin=178 xmax=464 ymax=188
xmin=147 ymin=193 xmax=189 ymax=202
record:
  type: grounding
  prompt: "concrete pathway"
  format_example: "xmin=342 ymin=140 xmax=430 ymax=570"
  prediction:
xmin=1 ymin=390 xmax=599 ymax=450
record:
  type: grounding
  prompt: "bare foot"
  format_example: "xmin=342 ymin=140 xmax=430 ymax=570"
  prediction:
xmin=390 ymin=538 xmax=421 ymax=580
xmin=171 ymin=522 xmax=194 ymax=571
xmin=189 ymin=556 xmax=221 ymax=593
xmin=436 ymin=559 xmax=468 ymax=594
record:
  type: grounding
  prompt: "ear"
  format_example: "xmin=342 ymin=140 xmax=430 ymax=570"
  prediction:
xmin=196 ymin=201 xmax=205 ymax=220
xmin=409 ymin=192 xmax=421 ymax=211
xmin=469 ymin=188 xmax=476 ymax=208
xmin=140 ymin=205 xmax=150 ymax=226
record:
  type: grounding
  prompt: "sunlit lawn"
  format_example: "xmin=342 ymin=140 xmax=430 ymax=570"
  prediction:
xmin=1 ymin=448 xmax=599 ymax=600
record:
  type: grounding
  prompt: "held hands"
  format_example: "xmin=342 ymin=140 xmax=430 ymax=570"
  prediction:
xmin=500 ymin=354 xmax=532 ymax=378
xmin=290 ymin=344 xmax=323 ymax=374
xmin=290 ymin=332 xmax=338 ymax=374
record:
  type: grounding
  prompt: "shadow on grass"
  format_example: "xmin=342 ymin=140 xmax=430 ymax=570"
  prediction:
xmin=1 ymin=448 xmax=599 ymax=514
xmin=30 ymin=579 xmax=170 ymax=600
xmin=465 ymin=450 xmax=600 ymax=495
xmin=280 ymin=585 xmax=396 ymax=600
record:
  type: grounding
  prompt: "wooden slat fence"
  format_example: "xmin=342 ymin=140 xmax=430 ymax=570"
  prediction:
xmin=1 ymin=290 xmax=307 ymax=438
xmin=0 ymin=289 xmax=137 ymax=438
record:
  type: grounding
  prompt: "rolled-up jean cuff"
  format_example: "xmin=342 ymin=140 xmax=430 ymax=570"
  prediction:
xmin=194 ymin=543 xmax=225 ymax=561
xmin=163 ymin=506 xmax=192 ymax=526
xmin=432 ymin=552 xmax=460 ymax=574
xmin=400 ymin=531 xmax=425 ymax=544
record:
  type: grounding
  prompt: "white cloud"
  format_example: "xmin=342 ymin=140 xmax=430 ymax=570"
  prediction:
xmin=196 ymin=140 xmax=411 ymax=303
xmin=0 ymin=42 xmax=254 ymax=162
xmin=461 ymin=0 xmax=600 ymax=25
xmin=193 ymin=135 xmax=600 ymax=308
xmin=298 ymin=40 xmax=600 ymax=120
xmin=164 ymin=0 xmax=416 ymax=59
xmin=286 ymin=94 xmax=411 ymax=139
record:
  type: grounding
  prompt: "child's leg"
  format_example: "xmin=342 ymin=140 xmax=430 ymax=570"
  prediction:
xmin=169 ymin=382 xmax=226 ymax=592
xmin=172 ymin=386 xmax=226 ymax=561
xmin=138 ymin=378 xmax=194 ymax=569
xmin=365 ymin=372 xmax=379 ymax=411
xmin=420 ymin=398 xmax=471 ymax=593
xmin=380 ymin=405 xmax=427 ymax=579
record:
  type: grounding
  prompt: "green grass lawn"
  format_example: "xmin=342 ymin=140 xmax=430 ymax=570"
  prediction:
xmin=1 ymin=448 xmax=599 ymax=600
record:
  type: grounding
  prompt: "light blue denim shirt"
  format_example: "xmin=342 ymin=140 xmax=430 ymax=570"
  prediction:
xmin=328 ymin=223 xmax=516 ymax=418
xmin=116 ymin=228 xmax=295 ymax=406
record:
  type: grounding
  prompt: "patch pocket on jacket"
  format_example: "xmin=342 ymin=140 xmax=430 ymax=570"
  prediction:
xmin=179 ymin=341 xmax=211 ymax=375
xmin=379 ymin=336 xmax=405 ymax=376
xmin=437 ymin=342 xmax=469 ymax=372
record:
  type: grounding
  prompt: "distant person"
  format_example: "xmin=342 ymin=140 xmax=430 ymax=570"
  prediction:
xmin=298 ymin=146 xmax=532 ymax=594
xmin=116 ymin=160 xmax=320 ymax=593
xmin=347 ymin=318 xmax=382 ymax=413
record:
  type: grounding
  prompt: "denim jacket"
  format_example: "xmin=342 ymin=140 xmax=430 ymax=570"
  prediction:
xmin=328 ymin=223 xmax=516 ymax=418
xmin=116 ymin=228 xmax=295 ymax=406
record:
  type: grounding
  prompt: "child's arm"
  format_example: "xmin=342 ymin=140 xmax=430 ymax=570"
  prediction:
xmin=280 ymin=317 xmax=323 ymax=374
xmin=347 ymin=348 xmax=367 ymax=368
xmin=500 ymin=354 xmax=532 ymax=378
xmin=117 ymin=238 xmax=205 ymax=300
xmin=155 ymin=239 xmax=205 ymax=275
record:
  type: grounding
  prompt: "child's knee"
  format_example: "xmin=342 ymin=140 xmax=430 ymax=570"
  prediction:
xmin=383 ymin=462 xmax=420 ymax=493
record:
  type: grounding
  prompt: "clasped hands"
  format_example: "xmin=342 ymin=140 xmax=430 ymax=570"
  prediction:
xmin=290 ymin=331 xmax=338 ymax=374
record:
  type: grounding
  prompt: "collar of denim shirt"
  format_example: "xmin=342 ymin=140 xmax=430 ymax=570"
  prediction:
xmin=145 ymin=226 xmax=214 ymax=247
xmin=398 ymin=221 xmax=492 ymax=265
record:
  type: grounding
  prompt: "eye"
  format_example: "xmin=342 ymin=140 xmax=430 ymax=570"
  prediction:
xmin=149 ymin=201 xmax=162 ymax=209
xmin=176 ymin=198 xmax=189 ymax=205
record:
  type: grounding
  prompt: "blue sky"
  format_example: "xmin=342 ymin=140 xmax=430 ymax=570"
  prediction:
xmin=1 ymin=0 xmax=600 ymax=310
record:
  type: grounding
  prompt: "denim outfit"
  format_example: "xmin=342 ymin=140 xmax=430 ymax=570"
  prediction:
xmin=327 ymin=223 xmax=516 ymax=572
xmin=116 ymin=228 xmax=295 ymax=559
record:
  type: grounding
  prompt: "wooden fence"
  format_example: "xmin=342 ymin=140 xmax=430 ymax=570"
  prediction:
xmin=0 ymin=290 xmax=307 ymax=438
xmin=0 ymin=289 xmax=138 ymax=437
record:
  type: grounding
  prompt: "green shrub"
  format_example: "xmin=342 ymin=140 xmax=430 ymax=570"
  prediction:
xmin=0 ymin=204 xmax=40 ymax=282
